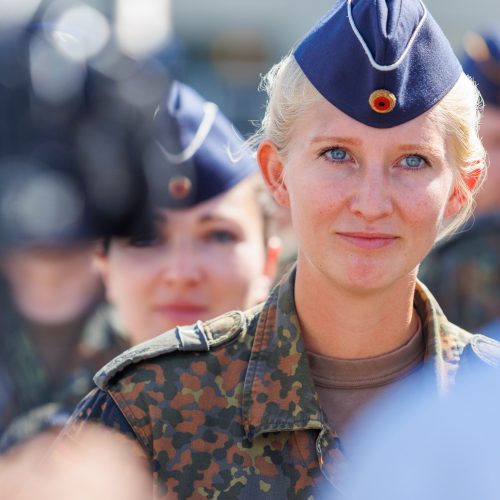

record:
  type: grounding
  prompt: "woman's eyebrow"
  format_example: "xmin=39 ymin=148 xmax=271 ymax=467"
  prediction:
xmin=198 ymin=214 xmax=232 ymax=224
xmin=310 ymin=136 xmax=363 ymax=146
xmin=397 ymin=144 xmax=446 ymax=157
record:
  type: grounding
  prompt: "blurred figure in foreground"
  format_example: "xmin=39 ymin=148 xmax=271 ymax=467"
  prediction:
xmin=0 ymin=425 xmax=150 ymax=500
xmin=419 ymin=27 xmax=500 ymax=336
xmin=341 ymin=361 xmax=500 ymax=500
xmin=93 ymin=80 xmax=280 ymax=345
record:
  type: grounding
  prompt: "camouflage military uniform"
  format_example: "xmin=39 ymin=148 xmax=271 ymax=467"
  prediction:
xmin=419 ymin=213 xmax=500 ymax=334
xmin=66 ymin=268 xmax=500 ymax=499
xmin=0 ymin=304 xmax=128 ymax=449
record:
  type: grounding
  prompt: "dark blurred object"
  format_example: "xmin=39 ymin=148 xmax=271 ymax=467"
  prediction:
xmin=0 ymin=5 xmax=177 ymax=246
xmin=419 ymin=214 xmax=500 ymax=335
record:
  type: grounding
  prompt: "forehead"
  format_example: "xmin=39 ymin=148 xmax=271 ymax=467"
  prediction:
xmin=291 ymin=97 xmax=447 ymax=150
xmin=157 ymin=179 xmax=261 ymax=225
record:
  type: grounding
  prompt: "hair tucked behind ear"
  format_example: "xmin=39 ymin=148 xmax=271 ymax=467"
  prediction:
xmin=428 ymin=73 xmax=487 ymax=241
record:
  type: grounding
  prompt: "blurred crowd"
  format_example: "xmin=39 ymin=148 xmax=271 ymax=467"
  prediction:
xmin=0 ymin=1 xmax=499 ymax=499
xmin=0 ymin=5 xmax=287 ymax=493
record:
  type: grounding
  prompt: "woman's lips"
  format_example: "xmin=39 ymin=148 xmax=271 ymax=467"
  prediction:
xmin=336 ymin=232 xmax=399 ymax=250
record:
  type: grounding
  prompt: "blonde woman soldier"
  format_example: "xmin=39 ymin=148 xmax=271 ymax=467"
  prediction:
xmin=64 ymin=1 xmax=500 ymax=498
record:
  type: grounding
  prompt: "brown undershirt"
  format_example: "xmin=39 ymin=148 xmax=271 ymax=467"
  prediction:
xmin=307 ymin=315 xmax=424 ymax=451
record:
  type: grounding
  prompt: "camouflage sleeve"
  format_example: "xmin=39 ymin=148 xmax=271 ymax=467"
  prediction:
xmin=66 ymin=387 xmax=138 ymax=441
xmin=49 ymin=389 xmax=154 ymax=495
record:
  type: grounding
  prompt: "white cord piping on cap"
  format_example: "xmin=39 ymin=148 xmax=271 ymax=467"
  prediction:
xmin=347 ymin=0 xmax=428 ymax=72
xmin=156 ymin=102 xmax=219 ymax=164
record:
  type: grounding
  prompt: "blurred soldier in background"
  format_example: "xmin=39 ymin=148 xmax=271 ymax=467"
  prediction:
xmin=419 ymin=27 xmax=500 ymax=337
xmin=93 ymin=80 xmax=280 ymax=346
xmin=0 ymin=1 xmax=173 ymax=450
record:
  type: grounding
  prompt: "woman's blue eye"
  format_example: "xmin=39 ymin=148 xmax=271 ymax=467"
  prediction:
xmin=324 ymin=148 xmax=350 ymax=161
xmin=401 ymin=155 xmax=425 ymax=170
xmin=127 ymin=233 xmax=162 ymax=247
xmin=208 ymin=230 xmax=237 ymax=243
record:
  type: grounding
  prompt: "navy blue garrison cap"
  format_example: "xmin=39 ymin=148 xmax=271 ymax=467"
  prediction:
xmin=146 ymin=81 xmax=258 ymax=209
xmin=294 ymin=0 xmax=462 ymax=128
xmin=462 ymin=28 xmax=500 ymax=107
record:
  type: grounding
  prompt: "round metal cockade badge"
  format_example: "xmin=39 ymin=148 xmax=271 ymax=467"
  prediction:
xmin=369 ymin=89 xmax=397 ymax=114
xmin=168 ymin=175 xmax=192 ymax=199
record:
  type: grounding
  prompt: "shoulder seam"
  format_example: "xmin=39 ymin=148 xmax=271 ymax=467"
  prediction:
xmin=95 ymin=310 xmax=248 ymax=390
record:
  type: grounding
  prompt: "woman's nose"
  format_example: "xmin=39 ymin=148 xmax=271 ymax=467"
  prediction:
xmin=348 ymin=168 xmax=394 ymax=222
xmin=160 ymin=242 xmax=203 ymax=287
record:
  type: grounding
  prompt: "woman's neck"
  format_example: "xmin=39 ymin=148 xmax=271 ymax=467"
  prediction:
xmin=294 ymin=261 xmax=419 ymax=359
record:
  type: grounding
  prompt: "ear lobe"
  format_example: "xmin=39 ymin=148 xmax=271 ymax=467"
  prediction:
xmin=445 ymin=187 xmax=463 ymax=218
xmin=257 ymin=141 xmax=289 ymax=207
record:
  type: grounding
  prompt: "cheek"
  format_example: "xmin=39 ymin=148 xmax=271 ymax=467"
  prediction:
xmin=401 ymin=179 xmax=452 ymax=232
xmin=208 ymin=242 xmax=267 ymax=293
xmin=106 ymin=258 xmax=157 ymax=306
xmin=289 ymin=181 xmax=343 ymax=234
xmin=213 ymin=242 xmax=265 ymax=278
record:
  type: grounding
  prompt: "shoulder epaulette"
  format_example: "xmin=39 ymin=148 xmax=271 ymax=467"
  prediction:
xmin=94 ymin=310 xmax=246 ymax=389
xmin=468 ymin=334 xmax=500 ymax=367
xmin=456 ymin=333 xmax=500 ymax=384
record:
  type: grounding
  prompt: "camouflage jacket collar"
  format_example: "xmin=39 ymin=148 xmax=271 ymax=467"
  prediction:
xmin=414 ymin=279 xmax=471 ymax=393
xmin=242 ymin=268 xmax=324 ymax=441
xmin=242 ymin=269 xmax=470 ymax=441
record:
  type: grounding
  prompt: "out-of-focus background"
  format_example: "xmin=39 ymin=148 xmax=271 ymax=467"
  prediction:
xmin=3 ymin=0 xmax=497 ymax=135
xmin=170 ymin=0 xmax=498 ymax=134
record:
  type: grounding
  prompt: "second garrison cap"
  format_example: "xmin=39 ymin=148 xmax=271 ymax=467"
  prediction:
xmin=462 ymin=28 xmax=500 ymax=107
xmin=294 ymin=0 xmax=462 ymax=128
xmin=146 ymin=81 xmax=258 ymax=209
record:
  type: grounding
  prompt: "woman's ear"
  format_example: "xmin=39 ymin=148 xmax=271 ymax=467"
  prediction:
xmin=257 ymin=141 xmax=289 ymax=208
xmin=445 ymin=167 xmax=482 ymax=218
xmin=444 ymin=187 xmax=464 ymax=219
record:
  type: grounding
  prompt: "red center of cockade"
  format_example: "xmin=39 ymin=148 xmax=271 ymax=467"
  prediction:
xmin=374 ymin=97 xmax=390 ymax=110
xmin=169 ymin=176 xmax=192 ymax=198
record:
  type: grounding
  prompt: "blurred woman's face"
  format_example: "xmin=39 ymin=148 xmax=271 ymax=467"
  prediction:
xmin=2 ymin=244 xmax=102 ymax=325
xmin=260 ymin=98 xmax=463 ymax=295
xmin=96 ymin=179 xmax=277 ymax=344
